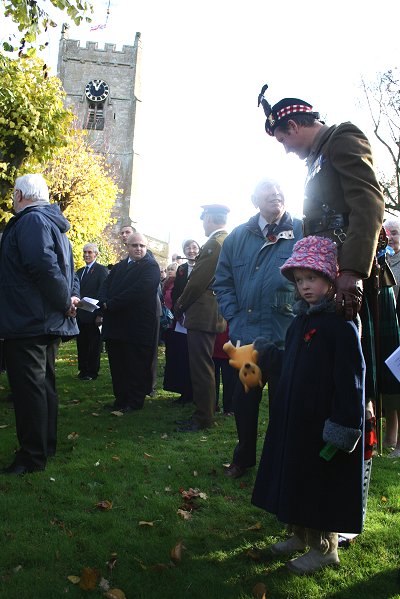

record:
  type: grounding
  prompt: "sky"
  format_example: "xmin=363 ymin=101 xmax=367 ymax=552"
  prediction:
xmin=2 ymin=0 xmax=400 ymax=257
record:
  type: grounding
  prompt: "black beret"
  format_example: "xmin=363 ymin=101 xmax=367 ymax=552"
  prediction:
xmin=258 ymin=84 xmax=320 ymax=135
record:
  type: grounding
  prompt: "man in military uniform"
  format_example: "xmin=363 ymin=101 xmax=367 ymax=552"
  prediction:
xmin=257 ymin=87 xmax=391 ymax=538
xmin=257 ymin=84 xmax=385 ymax=321
xmin=175 ymin=204 xmax=229 ymax=431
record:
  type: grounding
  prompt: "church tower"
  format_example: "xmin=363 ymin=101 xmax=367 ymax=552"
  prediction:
xmin=56 ymin=30 xmax=142 ymax=227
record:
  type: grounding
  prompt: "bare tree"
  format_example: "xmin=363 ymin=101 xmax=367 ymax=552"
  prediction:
xmin=361 ymin=69 xmax=400 ymax=214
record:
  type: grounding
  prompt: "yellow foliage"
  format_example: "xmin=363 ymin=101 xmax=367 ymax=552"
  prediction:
xmin=0 ymin=53 xmax=73 ymax=223
xmin=44 ymin=129 xmax=120 ymax=267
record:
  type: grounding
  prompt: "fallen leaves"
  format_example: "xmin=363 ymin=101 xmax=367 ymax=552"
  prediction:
xmin=143 ymin=452 xmax=153 ymax=459
xmin=67 ymin=567 xmax=126 ymax=598
xmin=133 ymin=540 xmax=186 ymax=571
xmin=50 ymin=517 xmax=73 ymax=537
xmin=138 ymin=521 xmax=154 ymax=527
xmin=252 ymin=582 xmax=267 ymax=598
xmin=67 ymin=432 xmax=79 ymax=440
xmin=95 ymin=500 xmax=113 ymax=511
xmin=170 ymin=540 xmax=185 ymax=564
xmin=177 ymin=509 xmax=192 ymax=520
xmin=79 ymin=567 xmax=100 ymax=590
xmin=107 ymin=553 xmax=117 ymax=572
xmin=179 ymin=488 xmax=208 ymax=501
xmin=104 ymin=590 xmax=126 ymax=599
xmin=241 ymin=522 xmax=263 ymax=531
xmin=178 ymin=487 xmax=208 ymax=515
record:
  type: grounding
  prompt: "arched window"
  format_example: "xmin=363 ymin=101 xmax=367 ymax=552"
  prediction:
xmin=85 ymin=102 xmax=105 ymax=131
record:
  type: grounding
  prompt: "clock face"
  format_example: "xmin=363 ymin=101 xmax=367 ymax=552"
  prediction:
xmin=85 ymin=79 xmax=109 ymax=102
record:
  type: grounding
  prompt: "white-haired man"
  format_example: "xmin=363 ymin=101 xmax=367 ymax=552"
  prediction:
xmin=0 ymin=173 xmax=80 ymax=475
xmin=76 ymin=243 xmax=109 ymax=380
xmin=214 ymin=179 xmax=302 ymax=477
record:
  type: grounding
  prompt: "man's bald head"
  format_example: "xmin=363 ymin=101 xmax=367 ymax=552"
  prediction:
xmin=126 ymin=232 xmax=148 ymax=261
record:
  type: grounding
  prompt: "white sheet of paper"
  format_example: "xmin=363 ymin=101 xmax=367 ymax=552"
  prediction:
xmin=385 ymin=345 xmax=400 ymax=383
xmin=77 ymin=296 xmax=100 ymax=312
xmin=175 ymin=317 xmax=187 ymax=334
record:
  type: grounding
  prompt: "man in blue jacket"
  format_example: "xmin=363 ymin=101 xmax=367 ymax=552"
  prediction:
xmin=0 ymin=174 xmax=80 ymax=475
xmin=214 ymin=178 xmax=302 ymax=477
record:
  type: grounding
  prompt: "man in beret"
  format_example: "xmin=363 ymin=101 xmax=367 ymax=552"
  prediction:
xmin=257 ymin=86 xmax=392 ymax=554
xmin=257 ymin=84 xmax=385 ymax=321
xmin=174 ymin=204 xmax=229 ymax=431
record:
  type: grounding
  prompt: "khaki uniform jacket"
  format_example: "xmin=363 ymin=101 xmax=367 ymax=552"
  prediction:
xmin=176 ymin=230 xmax=227 ymax=333
xmin=304 ymin=122 xmax=384 ymax=279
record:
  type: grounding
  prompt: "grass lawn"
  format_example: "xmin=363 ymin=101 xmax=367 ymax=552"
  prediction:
xmin=0 ymin=340 xmax=400 ymax=599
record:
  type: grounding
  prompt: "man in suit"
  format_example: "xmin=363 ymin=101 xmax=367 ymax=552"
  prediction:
xmin=76 ymin=243 xmax=109 ymax=381
xmin=99 ymin=232 xmax=160 ymax=413
xmin=175 ymin=205 xmax=229 ymax=431
xmin=0 ymin=173 xmax=79 ymax=474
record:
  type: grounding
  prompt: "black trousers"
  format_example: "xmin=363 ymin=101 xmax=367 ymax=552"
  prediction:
xmin=107 ymin=340 xmax=153 ymax=409
xmin=4 ymin=335 xmax=60 ymax=470
xmin=214 ymin=357 xmax=238 ymax=413
xmin=76 ymin=321 xmax=102 ymax=378
xmin=231 ymin=372 xmax=279 ymax=468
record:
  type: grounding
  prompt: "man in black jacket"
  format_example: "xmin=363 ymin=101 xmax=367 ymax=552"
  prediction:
xmin=76 ymin=243 xmax=109 ymax=381
xmin=99 ymin=232 xmax=160 ymax=413
xmin=0 ymin=174 xmax=79 ymax=475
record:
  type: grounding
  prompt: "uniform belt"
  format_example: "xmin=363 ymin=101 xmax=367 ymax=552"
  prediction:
xmin=306 ymin=213 xmax=349 ymax=235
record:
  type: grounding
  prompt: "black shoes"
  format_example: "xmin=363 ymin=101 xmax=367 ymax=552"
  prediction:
xmin=103 ymin=403 xmax=142 ymax=414
xmin=224 ymin=463 xmax=247 ymax=479
xmin=177 ymin=422 xmax=208 ymax=432
xmin=172 ymin=395 xmax=192 ymax=405
xmin=78 ymin=373 xmax=97 ymax=381
xmin=0 ymin=462 xmax=43 ymax=475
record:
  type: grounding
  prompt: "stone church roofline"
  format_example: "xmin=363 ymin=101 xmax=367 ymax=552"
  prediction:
xmin=62 ymin=35 xmax=141 ymax=57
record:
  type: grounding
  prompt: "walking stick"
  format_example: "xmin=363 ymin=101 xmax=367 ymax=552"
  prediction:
xmin=372 ymin=228 xmax=389 ymax=456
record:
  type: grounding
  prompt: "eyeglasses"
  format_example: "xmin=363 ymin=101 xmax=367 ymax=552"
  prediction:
xmin=128 ymin=243 xmax=146 ymax=248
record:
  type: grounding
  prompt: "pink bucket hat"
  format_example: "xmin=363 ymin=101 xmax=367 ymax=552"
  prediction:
xmin=281 ymin=236 xmax=338 ymax=283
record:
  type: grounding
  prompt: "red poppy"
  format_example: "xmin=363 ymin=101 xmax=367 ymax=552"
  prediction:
xmin=304 ymin=328 xmax=317 ymax=343
xmin=267 ymin=235 xmax=277 ymax=242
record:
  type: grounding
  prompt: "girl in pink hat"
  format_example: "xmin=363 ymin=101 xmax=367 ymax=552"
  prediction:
xmin=251 ymin=236 xmax=365 ymax=575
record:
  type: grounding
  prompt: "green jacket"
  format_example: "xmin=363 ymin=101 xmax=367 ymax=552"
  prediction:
xmin=304 ymin=122 xmax=384 ymax=279
xmin=175 ymin=230 xmax=227 ymax=333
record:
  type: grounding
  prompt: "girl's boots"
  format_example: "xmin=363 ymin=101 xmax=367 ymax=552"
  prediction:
xmin=286 ymin=529 xmax=339 ymax=574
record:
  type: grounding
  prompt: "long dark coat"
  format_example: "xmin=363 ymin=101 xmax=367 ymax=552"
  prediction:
xmin=252 ymin=301 xmax=365 ymax=533
xmin=99 ymin=254 xmax=160 ymax=346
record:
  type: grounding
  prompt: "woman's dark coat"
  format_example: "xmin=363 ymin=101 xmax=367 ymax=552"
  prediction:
xmin=252 ymin=300 xmax=365 ymax=533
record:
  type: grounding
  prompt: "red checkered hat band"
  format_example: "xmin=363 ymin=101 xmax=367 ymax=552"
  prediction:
xmin=276 ymin=104 xmax=313 ymax=119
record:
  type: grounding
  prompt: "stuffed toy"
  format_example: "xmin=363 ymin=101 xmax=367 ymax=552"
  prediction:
xmin=223 ymin=341 xmax=263 ymax=393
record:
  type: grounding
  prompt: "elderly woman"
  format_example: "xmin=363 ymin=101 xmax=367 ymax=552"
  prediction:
xmin=162 ymin=262 xmax=179 ymax=310
xmin=163 ymin=239 xmax=200 ymax=405
xmin=382 ymin=218 xmax=400 ymax=457
xmin=386 ymin=218 xmax=400 ymax=299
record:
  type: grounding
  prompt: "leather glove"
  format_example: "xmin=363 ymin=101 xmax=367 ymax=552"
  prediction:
xmin=335 ymin=271 xmax=363 ymax=320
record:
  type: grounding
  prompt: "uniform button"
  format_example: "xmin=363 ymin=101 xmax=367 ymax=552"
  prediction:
xmin=248 ymin=309 xmax=252 ymax=313
xmin=255 ymin=266 xmax=259 ymax=270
